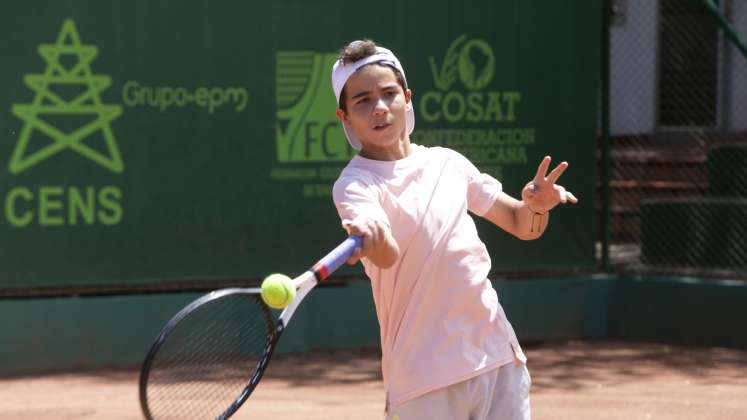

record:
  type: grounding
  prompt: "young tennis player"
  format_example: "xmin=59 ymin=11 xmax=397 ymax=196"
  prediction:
xmin=331 ymin=40 xmax=577 ymax=420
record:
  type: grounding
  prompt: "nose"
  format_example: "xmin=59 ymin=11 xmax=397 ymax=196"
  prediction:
xmin=372 ymin=97 xmax=388 ymax=115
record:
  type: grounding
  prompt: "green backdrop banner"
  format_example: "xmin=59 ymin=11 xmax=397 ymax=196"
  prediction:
xmin=0 ymin=1 xmax=599 ymax=290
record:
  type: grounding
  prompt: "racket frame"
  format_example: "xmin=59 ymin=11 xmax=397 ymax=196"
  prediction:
xmin=139 ymin=235 xmax=361 ymax=420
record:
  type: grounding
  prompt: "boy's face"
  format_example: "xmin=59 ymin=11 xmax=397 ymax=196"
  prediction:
xmin=336 ymin=64 xmax=412 ymax=153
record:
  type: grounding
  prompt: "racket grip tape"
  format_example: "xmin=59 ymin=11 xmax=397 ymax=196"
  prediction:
xmin=311 ymin=235 xmax=363 ymax=281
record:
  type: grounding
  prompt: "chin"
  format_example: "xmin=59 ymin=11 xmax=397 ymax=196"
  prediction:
xmin=367 ymin=136 xmax=400 ymax=149
xmin=373 ymin=126 xmax=405 ymax=142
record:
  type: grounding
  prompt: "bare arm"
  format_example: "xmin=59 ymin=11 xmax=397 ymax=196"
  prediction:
xmin=482 ymin=192 xmax=550 ymax=240
xmin=482 ymin=156 xmax=578 ymax=240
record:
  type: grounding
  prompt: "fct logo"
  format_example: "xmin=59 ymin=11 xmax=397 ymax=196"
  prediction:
xmin=275 ymin=51 xmax=351 ymax=162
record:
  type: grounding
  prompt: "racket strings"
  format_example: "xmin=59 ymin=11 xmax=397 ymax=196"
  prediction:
xmin=143 ymin=294 xmax=273 ymax=419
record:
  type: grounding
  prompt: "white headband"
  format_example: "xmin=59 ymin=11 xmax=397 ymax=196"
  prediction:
xmin=331 ymin=46 xmax=415 ymax=150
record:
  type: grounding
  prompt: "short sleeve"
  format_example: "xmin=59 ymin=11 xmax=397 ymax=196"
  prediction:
xmin=446 ymin=149 xmax=503 ymax=216
xmin=332 ymin=175 xmax=390 ymax=227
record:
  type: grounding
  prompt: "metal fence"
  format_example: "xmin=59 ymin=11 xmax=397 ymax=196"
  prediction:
xmin=602 ymin=0 xmax=747 ymax=277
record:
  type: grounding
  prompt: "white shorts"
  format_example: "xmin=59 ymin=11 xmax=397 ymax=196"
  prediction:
xmin=386 ymin=362 xmax=531 ymax=420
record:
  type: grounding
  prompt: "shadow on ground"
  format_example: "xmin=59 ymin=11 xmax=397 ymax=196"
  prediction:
xmin=3 ymin=342 xmax=746 ymax=393
xmin=524 ymin=340 xmax=747 ymax=392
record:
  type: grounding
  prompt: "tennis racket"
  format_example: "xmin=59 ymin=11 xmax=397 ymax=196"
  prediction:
xmin=138 ymin=235 xmax=362 ymax=420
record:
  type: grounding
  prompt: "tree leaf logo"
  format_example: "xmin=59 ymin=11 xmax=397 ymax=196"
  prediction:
xmin=429 ymin=35 xmax=496 ymax=91
xmin=457 ymin=39 xmax=495 ymax=90
xmin=428 ymin=34 xmax=467 ymax=91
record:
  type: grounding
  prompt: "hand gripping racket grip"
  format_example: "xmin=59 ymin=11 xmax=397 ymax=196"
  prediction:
xmin=311 ymin=235 xmax=363 ymax=281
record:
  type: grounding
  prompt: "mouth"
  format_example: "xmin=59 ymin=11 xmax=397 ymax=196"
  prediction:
xmin=373 ymin=123 xmax=392 ymax=131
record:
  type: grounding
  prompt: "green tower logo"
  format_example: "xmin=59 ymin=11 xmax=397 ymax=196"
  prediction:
xmin=10 ymin=19 xmax=123 ymax=174
xmin=275 ymin=51 xmax=351 ymax=162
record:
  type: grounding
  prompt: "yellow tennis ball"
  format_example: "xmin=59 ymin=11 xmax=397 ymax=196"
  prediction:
xmin=260 ymin=273 xmax=295 ymax=309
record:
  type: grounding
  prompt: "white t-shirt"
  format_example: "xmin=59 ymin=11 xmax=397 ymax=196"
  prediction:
xmin=332 ymin=144 xmax=526 ymax=406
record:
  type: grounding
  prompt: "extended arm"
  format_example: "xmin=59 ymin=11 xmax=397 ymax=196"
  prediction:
xmin=482 ymin=156 xmax=578 ymax=240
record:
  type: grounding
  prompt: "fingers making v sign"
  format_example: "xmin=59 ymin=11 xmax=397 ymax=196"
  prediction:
xmin=521 ymin=156 xmax=579 ymax=214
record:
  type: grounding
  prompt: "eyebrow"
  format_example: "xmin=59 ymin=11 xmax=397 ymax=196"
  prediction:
xmin=350 ymin=90 xmax=371 ymax=100
xmin=350 ymin=83 xmax=400 ymax=100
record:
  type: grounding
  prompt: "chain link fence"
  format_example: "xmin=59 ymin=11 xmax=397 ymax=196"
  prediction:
xmin=604 ymin=0 xmax=747 ymax=277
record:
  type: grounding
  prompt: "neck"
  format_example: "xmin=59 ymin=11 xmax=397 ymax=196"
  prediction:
xmin=359 ymin=136 xmax=413 ymax=161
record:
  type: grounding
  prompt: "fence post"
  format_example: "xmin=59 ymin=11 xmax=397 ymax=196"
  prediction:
xmin=601 ymin=0 xmax=612 ymax=271
xmin=702 ymin=0 xmax=747 ymax=60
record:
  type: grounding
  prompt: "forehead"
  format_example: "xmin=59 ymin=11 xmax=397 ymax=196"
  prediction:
xmin=345 ymin=64 xmax=400 ymax=92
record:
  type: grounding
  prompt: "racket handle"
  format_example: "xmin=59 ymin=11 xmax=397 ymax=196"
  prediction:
xmin=311 ymin=235 xmax=363 ymax=281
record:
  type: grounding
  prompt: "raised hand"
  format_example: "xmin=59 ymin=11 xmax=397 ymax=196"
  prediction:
xmin=522 ymin=156 xmax=578 ymax=214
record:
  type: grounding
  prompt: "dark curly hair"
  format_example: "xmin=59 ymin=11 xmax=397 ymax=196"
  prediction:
xmin=337 ymin=39 xmax=408 ymax=111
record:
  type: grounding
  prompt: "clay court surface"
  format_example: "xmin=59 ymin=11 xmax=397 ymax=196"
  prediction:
xmin=2 ymin=341 xmax=746 ymax=420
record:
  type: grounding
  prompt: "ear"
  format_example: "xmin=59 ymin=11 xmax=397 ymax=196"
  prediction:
xmin=336 ymin=109 xmax=352 ymax=127
xmin=404 ymin=89 xmax=413 ymax=110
